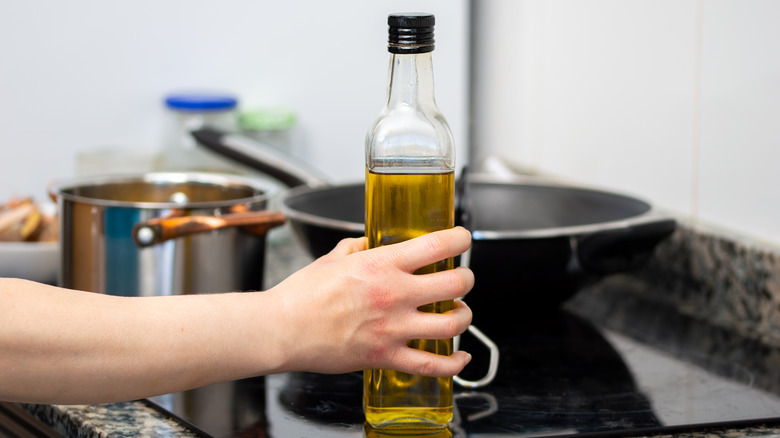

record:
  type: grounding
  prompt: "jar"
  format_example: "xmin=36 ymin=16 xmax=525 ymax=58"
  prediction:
xmin=238 ymin=107 xmax=298 ymax=157
xmin=159 ymin=92 xmax=242 ymax=173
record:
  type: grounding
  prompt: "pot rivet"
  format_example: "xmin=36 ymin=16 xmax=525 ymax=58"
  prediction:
xmin=136 ymin=226 xmax=155 ymax=246
xmin=170 ymin=192 xmax=189 ymax=205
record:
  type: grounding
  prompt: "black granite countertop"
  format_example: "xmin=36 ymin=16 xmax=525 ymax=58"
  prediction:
xmin=17 ymin=223 xmax=780 ymax=437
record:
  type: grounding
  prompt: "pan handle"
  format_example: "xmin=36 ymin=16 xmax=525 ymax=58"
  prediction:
xmin=576 ymin=215 xmax=677 ymax=275
xmin=133 ymin=210 xmax=286 ymax=248
xmin=191 ymin=127 xmax=330 ymax=189
xmin=453 ymin=324 xmax=500 ymax=389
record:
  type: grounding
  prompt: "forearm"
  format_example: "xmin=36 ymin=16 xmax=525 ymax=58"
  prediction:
xmin=0 ymin=278 xmax=283 ymax=404
xmin=0 ymin=228 xmax=475 ymax=405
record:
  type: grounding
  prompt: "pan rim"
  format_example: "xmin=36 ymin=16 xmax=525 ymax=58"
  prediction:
xmin=280 ymin=176 xmax=674 ymax=241
xmin=471 ymin=210 xmax=671 ymax=240
xmin=281 ymin=183 xmax=365 ymax=233
xmin=464 ymin=174 xmax=667 ymax=240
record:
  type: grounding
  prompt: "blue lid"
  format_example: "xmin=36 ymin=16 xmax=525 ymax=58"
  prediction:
xmin=164 ymin=93 xmax=238 ymax=111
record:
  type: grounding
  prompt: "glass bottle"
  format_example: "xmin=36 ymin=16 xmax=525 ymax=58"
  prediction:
xmin=364 ymin=13 xmax=456 ymax=430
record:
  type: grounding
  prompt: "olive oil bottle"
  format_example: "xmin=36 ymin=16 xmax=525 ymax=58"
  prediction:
xmin=364 ymin=13 xmax=456 ymax=430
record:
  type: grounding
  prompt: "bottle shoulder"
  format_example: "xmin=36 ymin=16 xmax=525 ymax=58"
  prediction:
xmin=365 ymin=105 xmax=455 ymax=169
xmin=366 ymin=105 xmax=454 ymax=147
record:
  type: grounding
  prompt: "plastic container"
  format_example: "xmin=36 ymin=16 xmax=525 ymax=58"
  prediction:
xmin=239 ymin=107 xmax=298 ymax=157
xmin=159 ymin=92 xmax=242 ymax=173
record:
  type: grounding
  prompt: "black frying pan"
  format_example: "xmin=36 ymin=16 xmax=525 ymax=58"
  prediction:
xmin=193 ymin=128 xmax=676 ymax=325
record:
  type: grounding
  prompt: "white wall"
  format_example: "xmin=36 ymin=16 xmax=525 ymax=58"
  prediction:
xmin=472 ymin=0 xmax=780 ymax=247
xmin=0 ymin=1 xmax=469 ymax=201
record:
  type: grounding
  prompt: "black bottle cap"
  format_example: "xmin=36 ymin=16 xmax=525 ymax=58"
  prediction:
xmin=388 ymin=13 xmax=435 ymax=54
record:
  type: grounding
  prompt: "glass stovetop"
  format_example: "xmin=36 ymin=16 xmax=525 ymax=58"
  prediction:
xmin=147 ymin=307 xmax=780 ymax=437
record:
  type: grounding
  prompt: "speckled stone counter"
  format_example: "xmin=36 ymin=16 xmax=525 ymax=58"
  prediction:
xmin=17 ymin=222 xmax=780 ymax=437
xmin=629 ymin=223 xmax=780 ymax=346
xmin=565 ymin=221 xmax=780 ymax=437
xmin=20 ymin=402 xmax=198 ymax=438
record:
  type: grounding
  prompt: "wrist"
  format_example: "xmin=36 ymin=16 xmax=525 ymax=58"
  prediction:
xmin=237 ymin=290 xmax=292 ymax=376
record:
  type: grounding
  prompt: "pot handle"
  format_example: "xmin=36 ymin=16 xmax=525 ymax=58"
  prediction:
xmin=576 ymin=215 xmax=677 ymax=275
xmin=132 ymin=210 xmax=286 ymax=248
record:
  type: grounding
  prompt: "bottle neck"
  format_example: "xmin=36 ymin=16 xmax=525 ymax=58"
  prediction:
xmin=386 ymin=52 xmax=436 ymax=109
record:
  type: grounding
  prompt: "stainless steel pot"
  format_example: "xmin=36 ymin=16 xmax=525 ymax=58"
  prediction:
xmin=50 ymin=172 xmax=285 ymax=296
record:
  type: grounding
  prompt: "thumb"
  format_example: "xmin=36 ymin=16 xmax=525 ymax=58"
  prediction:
xmin=321 ymin=236 xmax=368 ymax=260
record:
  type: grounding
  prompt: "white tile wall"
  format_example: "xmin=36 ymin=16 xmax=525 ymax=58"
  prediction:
xmin=697 ymin=0 xmax=780 ymax=247
xmin=472 ymin=0 xmax=780 ymax=247
xmin=0 ymin=1 xmax=469 ymax=202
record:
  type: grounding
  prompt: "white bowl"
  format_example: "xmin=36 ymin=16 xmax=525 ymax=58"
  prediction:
xmin=0 ymin=201 xmax=59 ymax=284
xmin=0 ymin=240 xmax=59 ymax=284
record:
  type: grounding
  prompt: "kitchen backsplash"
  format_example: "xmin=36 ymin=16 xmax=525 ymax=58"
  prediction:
xmin=571 ymin=220 xmax=780 ymax=349
xmin=636 ymin=222 xmax=780 ymax=347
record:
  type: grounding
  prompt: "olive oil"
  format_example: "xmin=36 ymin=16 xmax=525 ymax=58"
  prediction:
xmin=364 ymin=168 xmax=455 ymax=429
xmin=364 ymin=422 xmax=453 ymax=438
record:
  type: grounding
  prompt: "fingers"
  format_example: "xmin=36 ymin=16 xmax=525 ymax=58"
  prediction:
xmin=374 ymin=301 xmax=472 ymax=377
xmin=410 ymin=267 xmax=475 ymax=304
xmin=407 ymin=299 xmax=472 ymax=341
xmin=378 ymin=227 xmax=471 ymax=273
xmin=390 ymin=349 xmax=473 ymax=378
xmin=320 ymin=236 xmax=368 ymax=260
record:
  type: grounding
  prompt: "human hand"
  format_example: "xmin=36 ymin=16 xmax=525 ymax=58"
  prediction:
xmin=268 ymin=226 xmax=474 ymax=377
